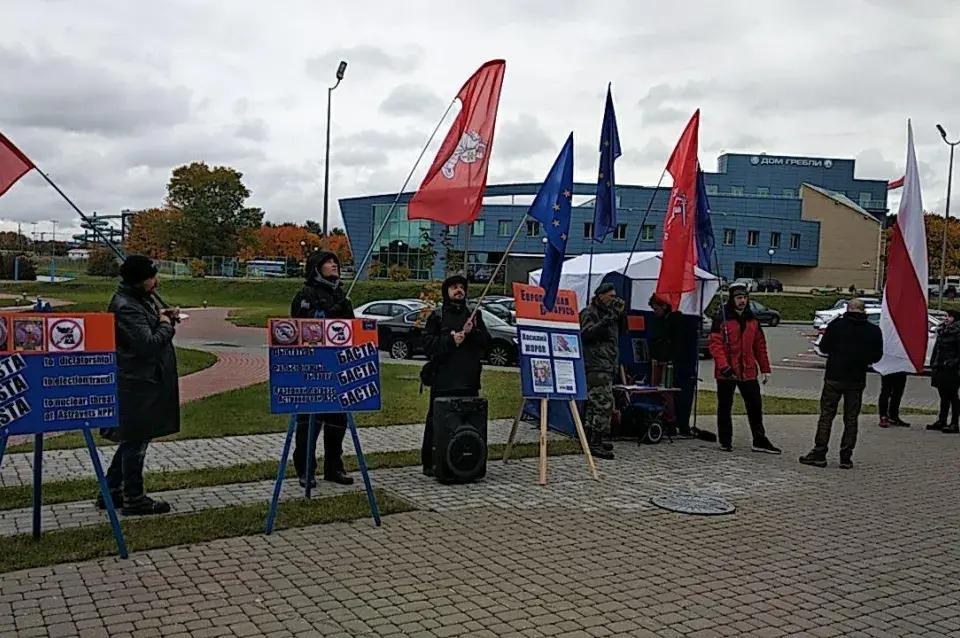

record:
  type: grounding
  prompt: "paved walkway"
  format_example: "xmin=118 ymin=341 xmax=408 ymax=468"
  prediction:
xmin=0 ymin=419 xmax=549 ymax=487
xmin=1 ymin=417 xmax=959 ymax=637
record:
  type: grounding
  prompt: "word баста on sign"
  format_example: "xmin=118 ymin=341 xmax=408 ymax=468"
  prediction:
xmin=749 ymin=155 xmax=834 ymax=169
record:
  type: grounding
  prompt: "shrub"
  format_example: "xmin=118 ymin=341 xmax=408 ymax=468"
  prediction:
xmin=387 ymin=264 xmax=411 ymax=282
xmin=87 ymin=248 xmax=121 ymax=277
xmin=0 ymin=254 xmax=37 ymax=281
xmin=189 ymin=258 xmax=207 ymax=278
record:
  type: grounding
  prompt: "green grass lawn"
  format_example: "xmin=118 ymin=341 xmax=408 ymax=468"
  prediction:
xmin=176 ymin=347 xmax=218 ymax=377
xmin=13 ymin=364 xmax=844 ymax=454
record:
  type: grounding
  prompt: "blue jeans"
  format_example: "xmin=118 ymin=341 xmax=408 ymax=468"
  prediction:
xmin=105 ymin=441 xmax=150 ymax=500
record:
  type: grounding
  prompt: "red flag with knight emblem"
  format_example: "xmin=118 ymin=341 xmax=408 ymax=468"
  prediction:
xmin=655 ymin=109 xmax=700 ymax=309
xmin=407 ymin=60 xmax=506 ymax=226
xmin=0 ymin=132 xmax=35 ymax=198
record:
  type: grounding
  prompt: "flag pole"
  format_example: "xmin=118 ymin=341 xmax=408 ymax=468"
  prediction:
xmin=347 ymin=96 xmax=459 ymax=297
xmin=465 ymin=214 xmax=529 ymax=325
xmin=621 ymin=168 xmax=668 ymax=277
xmin=35 ymin=169 xmax=173 ymax=309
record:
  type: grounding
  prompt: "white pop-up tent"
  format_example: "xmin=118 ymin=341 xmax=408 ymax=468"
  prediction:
xmin=528 ymin=251 xmax=720 ymax=316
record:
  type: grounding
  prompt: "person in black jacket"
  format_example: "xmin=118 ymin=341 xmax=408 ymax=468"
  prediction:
xmin=648 ymin=293 xmax=686 ymax=436
xmin=99 ymin=255 xmax=180 ymax=515
xmin=420 ymin=275 xmax=490 ymax=476
xmin=928 ymin=309 xmax=960 ymax=434
xmin=290 ymin=251 xmax=354 ymax=487
xmin=800 ymin=299 xmax=883 ymax=469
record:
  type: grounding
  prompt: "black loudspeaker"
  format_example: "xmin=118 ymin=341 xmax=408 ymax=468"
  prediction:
xmin=432 ymin=396 xmax=488 ymax=484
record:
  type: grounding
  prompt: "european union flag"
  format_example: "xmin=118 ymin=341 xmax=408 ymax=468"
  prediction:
xmin=529 ymin=133 xmax=574 ymax=310
xmin=695 ymin=165 xmax=715 ymax=272
xmin=593 ymin=84 xmax=621 ymax=241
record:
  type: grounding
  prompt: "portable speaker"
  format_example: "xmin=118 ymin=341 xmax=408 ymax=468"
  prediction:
xmin=432 ymin=396 xmax=488 ymax=484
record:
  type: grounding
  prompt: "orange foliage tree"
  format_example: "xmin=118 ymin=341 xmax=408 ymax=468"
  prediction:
xmin=238 ymin=224 xmax=322 ymax=260
xmin=326 ymin=233 xmax=353 ymax=266
xmin=124 ymin=208 xmax=183 ymax=259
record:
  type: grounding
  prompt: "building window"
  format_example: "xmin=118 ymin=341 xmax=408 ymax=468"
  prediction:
xmin=498 ymin=220 xmax=512 ymax=237
xmin=706 ymin=185 xmax=718 ymax=195
xmin=526 ymin=220 xmax=540 ymax=237
xmin=614 ymin=224 xmax=628 ymax=240
xmin=747 ymin=230 xmax=759 ymax=247
xmin=583 ymin=222 xmax=594 ymax=238
xmin=757 ymin=187 xmax=769 ymax=197
xmin=859 ymin=192 xmax=872 ymax=207
xmin=370 ymin=204 xmax=433 ymax=280
xmin=723 ymin=229 xmax=735 ymax=245
xmin=770 ymin=232 xmax=781 ymax=249
xmin=471 ymin=220 xmax=484 ymax=236
xmin=782 ymin=188 xmax=795 ymax=198
xmin=640 ymin=224 xmax=654 ymax=241
xmin=731 ymin=186 xmax=744 ymax=196
xmin=790 ymin=233 xmax=801 ymax=250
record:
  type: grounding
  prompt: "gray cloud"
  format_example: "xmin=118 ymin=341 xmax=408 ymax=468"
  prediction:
xmin=0 ymin=44 xmax=192 ymax=136
xmin=494 ymin=114 xmax=554 ymax=162
xmin=236 ymin=119 xmax=269 ymax=142
xmin=378 ymin=84 xmax=445 ymax=118
xmin=305 ymin=45 xmax=423 ymax=81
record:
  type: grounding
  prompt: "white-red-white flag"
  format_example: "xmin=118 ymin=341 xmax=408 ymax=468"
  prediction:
xmin=875 ymin=120 xmax=928 ymax=375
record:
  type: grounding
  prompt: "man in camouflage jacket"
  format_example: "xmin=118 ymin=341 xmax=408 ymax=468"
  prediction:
xmin=579 ymin=282 xmax=627 ymax=460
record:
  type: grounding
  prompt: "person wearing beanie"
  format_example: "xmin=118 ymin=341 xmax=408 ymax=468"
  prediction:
xmin=708 ymin=282 xmax=781 ymax=454
xmin=419 ymin=274 xmax=490 ymax=476
xmin=289 ymin=250 xmax=355 ymax=487
xmin=799 ymin=298 xmax=883 ymax=469
xmin=579 ymin=282 xmax=627 ymax=460
xmin=927 ymin=309 xmax=960 ymax=434
xmin=100 ymin=255 xmax=180 ymax=515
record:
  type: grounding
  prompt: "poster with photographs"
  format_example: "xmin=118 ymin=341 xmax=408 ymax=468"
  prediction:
xmin=550 ymin=332 xmax=580 ymax=359
xmin=530 ymin=358 xmax=554 ymax=394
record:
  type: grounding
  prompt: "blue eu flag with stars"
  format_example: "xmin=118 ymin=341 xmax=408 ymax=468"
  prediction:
xmin=529 ymin=133 xmax=574 ymax=310
xmin=695 ymin=165 xmax=716 ymax=273
xmin=593 ymin=84 xmax=621 ymax=241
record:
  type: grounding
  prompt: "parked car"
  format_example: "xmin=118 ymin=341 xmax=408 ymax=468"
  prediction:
xmin=731 ymin=278 xmax=758 ymax=292
xmin=811 ymin=308 xmax=940 ymax=369
xmin=477 ymin=297 xmax=516 ymax=323
xmin=377 ymin=307 xmax=518 ymax=366
xmin=354 ymin=299 xmax=427 ymax=321
xmin=755 ymin=278 xmax=783 ymax=292
xmin=812 ymin=297 xmax=881 ymax=329
xmin=698 ymin=314 xmax=712 ymax=359
xmin=750 ymin=300 xmax=782 ymax=327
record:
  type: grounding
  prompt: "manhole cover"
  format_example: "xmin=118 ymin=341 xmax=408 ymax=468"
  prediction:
xmin=650 ymin=494 xmax=736 ymax=516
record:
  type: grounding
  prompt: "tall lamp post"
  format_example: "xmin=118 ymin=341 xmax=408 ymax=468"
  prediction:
xmin=936 ymin=124 xmax=959 ymax=310
xmin=322 ymin=61 xmax=348 ymax=251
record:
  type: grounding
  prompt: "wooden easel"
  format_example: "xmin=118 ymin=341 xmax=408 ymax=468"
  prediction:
xmin=502 ymin=397 xmax=598 ymax=485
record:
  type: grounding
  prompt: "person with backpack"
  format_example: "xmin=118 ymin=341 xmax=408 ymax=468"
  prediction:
xmin=289 ymin=251 xmax=354 ymax=488
xmin=419 ymin=275 xmax=490 ymax=476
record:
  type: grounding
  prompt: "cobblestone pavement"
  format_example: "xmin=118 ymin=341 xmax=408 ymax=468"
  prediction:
xmin=1 ymin=418 xmax=959 ymax=636
xmin=0 ymin=419 xmax=555 ymax=487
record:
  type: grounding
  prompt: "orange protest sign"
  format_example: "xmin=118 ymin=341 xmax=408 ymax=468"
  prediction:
xmin=512 ymin=283 xmax=579 ymax=324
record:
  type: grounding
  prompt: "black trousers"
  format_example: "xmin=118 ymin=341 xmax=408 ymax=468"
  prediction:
xmin=422 ymin=388 xmax=479 ymax=469
xmin=105 ymin=441 xmax=150 ymax=500
xmin=813 ymin=379 xmax=864 ymax=461
xmin=716 ymin=379 xmax=767 ymax=448
xmin=293 ymin=413 xmax=347 ymax=478
xmin=878 ymin=372 xmax=907 ymax=421
xmin=938 ymin=382 xmax=960 ymax=426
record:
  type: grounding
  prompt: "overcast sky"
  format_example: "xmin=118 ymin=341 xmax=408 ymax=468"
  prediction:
xmin=0 ymin=0 xmax=958 ymax=241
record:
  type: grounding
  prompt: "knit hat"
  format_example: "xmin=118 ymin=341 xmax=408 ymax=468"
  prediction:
xmin=119 ymin=255 xmax=158 ymax=285
xmin=595 ymin=282 xmax=616 ymax=295
xmin=728 ymin=282 xmax=748 ymax=297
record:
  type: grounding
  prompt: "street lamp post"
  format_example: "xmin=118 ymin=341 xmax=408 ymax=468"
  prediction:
xmin=767 ymin=248 xmax=775 ymax=273
xmin=323 ymin=60 xmax=348 ymax=252
xmin=936 ymin=124 xmax=960 ymax=310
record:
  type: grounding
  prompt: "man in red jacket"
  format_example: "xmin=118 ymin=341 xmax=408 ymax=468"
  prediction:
xmin=708 ymin=283 xmax=781 ymax=454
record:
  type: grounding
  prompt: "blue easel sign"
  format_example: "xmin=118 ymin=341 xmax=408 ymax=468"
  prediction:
xmin=264 ymin=318 xmax=382 ymax=533
xmin=0 ymin=313 xmax=128 ymax=559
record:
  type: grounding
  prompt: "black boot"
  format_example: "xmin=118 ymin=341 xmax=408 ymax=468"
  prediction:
xmin=324 ymin=459 xmax=355 ymax=486
xmin=799 ymin=451 xmax=827 ymax=468
xmin=121 ymin=495 xmax=171 ymax=516
xmin=95 ymin=489 xmax=123 ymax=511
xmin=927 ymin=421 xmax=945 ymax=431
xmin=943 ymin=424 xmax=960 ymax=434
xmin=589 ymin=429 xmax=614 ymax=460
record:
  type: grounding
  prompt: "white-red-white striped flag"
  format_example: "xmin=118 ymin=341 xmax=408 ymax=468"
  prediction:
xmin=875 ymin=120 xmax=928 ymax=375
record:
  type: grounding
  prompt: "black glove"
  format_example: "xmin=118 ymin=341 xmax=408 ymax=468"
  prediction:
xmin=719 ymin=366 xmax=735 ymax=379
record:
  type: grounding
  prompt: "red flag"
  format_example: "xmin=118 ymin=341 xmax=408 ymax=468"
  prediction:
xmin=888 ymin=175 xmax=905 ymax=190
xmin=407 ymin=60 xmax=505 ymax=226
xmin=0 ymin=132 xmax=35 ymax=198
xmin=656 ymin=109 xmax=700 ymax=309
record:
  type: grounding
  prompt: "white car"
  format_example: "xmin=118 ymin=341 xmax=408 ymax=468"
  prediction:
xmin=354 ymin=299 xmax=427 ymax=321
xmin=812 ymin=297 xmax=882 ymax=329
xmin=812 ymin=308 xmax=940 ymax=368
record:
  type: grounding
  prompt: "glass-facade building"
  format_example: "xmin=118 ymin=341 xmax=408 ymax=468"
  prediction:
xmin=340 ymin=152 xmax=890 ymax=282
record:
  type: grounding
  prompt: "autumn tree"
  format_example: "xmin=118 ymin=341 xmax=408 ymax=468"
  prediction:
xmin=124 ymin=207 xmax=183 ymax=258
xmin=238 ymin=225 xmax=321 ymax=260
xmin=165 ymin=162 xmax=264 ymax=257
xmin=327 ymin=234 xmax=352 ymax=265
xmin=882 ymin=212 xmax=960 ymax=284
